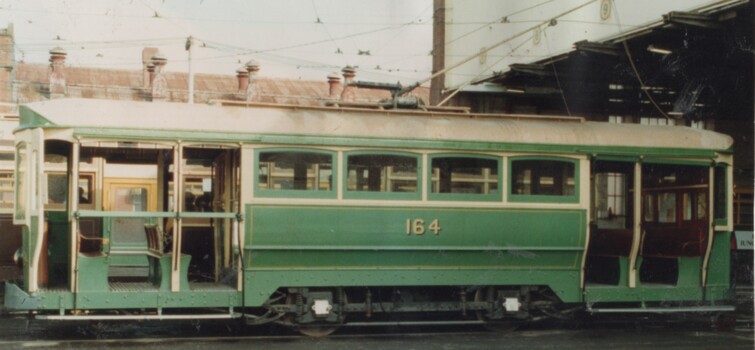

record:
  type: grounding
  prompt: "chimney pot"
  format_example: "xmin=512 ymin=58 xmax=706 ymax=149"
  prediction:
xmin=49 ymin=47 xmax=67 ymax=61
xmin=245 ymin=59 xmax=260 ymax=73
xmin=341 ymin=65 xmax=356 ymax=80
xmin=149 ymin=52 xmax=168 ymax=102
xmin=151 ymin=52 xmax=167 ymax=67
xmin=340 ymin=66 xmax=357 ymax=102
xmin=327 ymin=72 xmax=341 ymax=99
xmin=237 ymin=67 xmax=249 ymax=91
xmin=146 ymin=63 xmax=156 ymax=86
xmin=49 ymin=47 xmax=67 ymax=97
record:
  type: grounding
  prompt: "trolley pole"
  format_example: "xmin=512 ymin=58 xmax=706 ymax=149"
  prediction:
xmin=186 ymin=36 xmax=194 ymax=104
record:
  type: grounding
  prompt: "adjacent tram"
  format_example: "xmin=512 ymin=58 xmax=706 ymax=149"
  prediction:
xmin=3 ymin=98 xmax=735 ymax=335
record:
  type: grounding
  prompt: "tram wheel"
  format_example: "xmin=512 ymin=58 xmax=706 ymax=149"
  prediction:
xmin=474 ymin=286 xmax=524 ymax=332
xmin=285 ymin=290 xmax=346 ymax=337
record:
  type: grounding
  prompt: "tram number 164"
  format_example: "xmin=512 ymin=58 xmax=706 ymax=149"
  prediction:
xmin=406 ymin=218 xmax=442 ymax=235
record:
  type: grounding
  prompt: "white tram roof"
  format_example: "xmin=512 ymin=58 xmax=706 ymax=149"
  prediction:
xmin=19 ymin=98 xmax=733 ymax=152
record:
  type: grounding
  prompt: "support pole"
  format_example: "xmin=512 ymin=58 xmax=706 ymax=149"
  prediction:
xmin=186 ymin=36 xmax=194 ymax=104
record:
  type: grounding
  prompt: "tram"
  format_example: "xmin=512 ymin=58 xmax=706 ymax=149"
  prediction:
xmin=3 ymin=98 xmax=735 ymax=335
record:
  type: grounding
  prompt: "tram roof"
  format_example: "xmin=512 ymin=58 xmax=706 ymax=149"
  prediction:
xmin=19 ymin=98 xmax=733 ymax=153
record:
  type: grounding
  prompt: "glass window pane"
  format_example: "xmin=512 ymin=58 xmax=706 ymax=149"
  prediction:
xmin=696 ymin=192 xmax=707 ymax=220
xmin=112 ymin=187 xmax=148 ymax=211
xmin=431 ymin=157 xmax=498 ymax=194
xmin=511 ymin=159 xmax=575 ymax=196
xmin=347 ymin=154 xmax=417 ymax=193
xmin=683 ymin=193 xmax=692 ymax=221
xmin=15 ymin=143 xmax=26 ymax=222
xmin=0 ymin=172 xmax=14 ymax=207
xmin=658 ymin=193 xmax=677 ymax=223
xmin=258 ymin=151 xmax=332 ymax=191
xmin=644 ymin=194 xmax=655 ymax=222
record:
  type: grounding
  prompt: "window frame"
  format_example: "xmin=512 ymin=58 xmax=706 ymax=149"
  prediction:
xmin=427 ymin=153 xmax=502 ymax=202
xmin=342 ymin=150 xmax=421 ymax=201
xmin=255 ymin=148 xmax=337 ymax=199
xmin=713 ymin=164 xmax=728 ymax=226
xmin=14 ymin=142 xmax=28 ymax=224
xmin=508 ymin=156 xmax=580 ymax=204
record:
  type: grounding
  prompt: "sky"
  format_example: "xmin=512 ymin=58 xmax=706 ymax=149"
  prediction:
xmin=0 ymin=0 xmax=433 ymax=85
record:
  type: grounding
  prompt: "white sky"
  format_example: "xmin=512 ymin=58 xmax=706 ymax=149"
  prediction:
xmin=0 ymin=0 xmax=433 ymax=85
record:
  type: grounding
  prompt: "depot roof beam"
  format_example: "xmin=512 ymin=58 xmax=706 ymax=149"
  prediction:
xmin=574 ymin=40 xmax=622 ymax=56
xmin=662 ymin=11 xmax=721 ymax=29
xmin=509 ymin=63 xmax=554 ymax=77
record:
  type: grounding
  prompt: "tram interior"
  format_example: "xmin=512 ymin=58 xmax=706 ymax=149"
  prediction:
xmin=41 ymin=140 xmax=239 ymax=291
xmin=586 ymin=161 xmax=714 ymax=287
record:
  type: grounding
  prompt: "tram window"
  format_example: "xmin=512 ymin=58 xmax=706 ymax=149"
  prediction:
xmin=430 ymin=156 xmax=498 ymax=195
xmin=0 ymin=172 xmax=12 ymax=208
xmin=658 ymin=193 xmax=676 ymax=223
xmin=683 ymin=193 xmax=692 ymax=221
xmin=258 ymin=150 xmax=333 ymax=193
xmin=696 ymin=192 xmax=707 ymax=220
xmin=78 ymin=175 xmax=93 ymax=204
xmin=46 ymin=173 xmax=67 ymax=205
xmin=644 ymin=194 xmax=655 ymax=222
xmin=510 ymin=159 xmax=576 ymax=201
xmin=14 ymin=143 xmax=27 ymax=222
xmin=594 ymin=172 xmax=627 ymax=228
xmin=346 ymin=154 xmax=418 ymax=193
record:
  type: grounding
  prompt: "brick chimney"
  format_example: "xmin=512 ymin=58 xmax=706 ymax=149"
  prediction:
xmin=327 ymin=72 xmax=341 ymax=99
xmin=340 ymin=65 xmax=356 ymax=102
xmin=49 ymin=47 xmax=67 ymax=98
xmin=236 ymin=67 xmax=249 ymax=91
xmin=0 ymin=24 xmax=15 ymax=105
xmin=150 ymin=52 xmax=168 ymax=102
xmin=245 ymin=59 xmax=260 ymax=102
xmin=146 ymin=63 xmax=156 ymax=86
xmin=142 ymin=47 xmax=158 ymax=88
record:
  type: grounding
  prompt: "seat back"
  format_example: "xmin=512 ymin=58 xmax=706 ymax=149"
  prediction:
xmin=144 ymin=224 xmax=164 ymax=257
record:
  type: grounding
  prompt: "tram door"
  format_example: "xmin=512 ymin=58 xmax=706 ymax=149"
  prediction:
xmin=104 ymin=179 xmax=156 ymax=264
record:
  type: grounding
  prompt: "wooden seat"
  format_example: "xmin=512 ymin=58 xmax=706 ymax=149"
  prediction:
xmin=143 ymin=224 xmax=191 ymax=291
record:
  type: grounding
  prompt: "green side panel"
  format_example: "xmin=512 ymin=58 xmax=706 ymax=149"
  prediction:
xmin=5 ymin=282 xmax=241 ymax=311
xmin=705 ymin=231 xmax=733 ymax=302
xmin=586 ymin=232 xmax=734 ymax=304
xmin=21 ymin=222 xmax=31 ymax=291
xmin=74 ymin=289 xmax=242 ymax=309
xmin=244 ymin=269 xmax=582 ymax=307
xmin=585 ymin=285 xmax=704 ymax=303
xmin=247 ymin=205 xmax=586 ymax=251
xmin=76 ymin=254 xmax=110 ymax=292
xmin=244 ymin=204 xmax=587 ymax=305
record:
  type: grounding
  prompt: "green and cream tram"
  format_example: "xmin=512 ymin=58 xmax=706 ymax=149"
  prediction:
xmin=4 ymin=98 xmax=735 ymax=334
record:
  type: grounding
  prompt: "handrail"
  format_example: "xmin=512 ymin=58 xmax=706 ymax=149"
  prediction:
xmin=76 ymin=210 xmax=239 ymax=219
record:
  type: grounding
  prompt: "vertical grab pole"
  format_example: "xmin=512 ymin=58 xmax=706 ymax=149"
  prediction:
xmin=628 ymin=160 xmax=642 ymax=288
xmin=69 ymin=140 xmax=80 ymax=293
xmin=29 ymin=129 xmax=45 ymax=292
xmin=701 ymin=166 xmax=716 ymax=287
xmin=171 ymin=142 xmax=183 ymax=292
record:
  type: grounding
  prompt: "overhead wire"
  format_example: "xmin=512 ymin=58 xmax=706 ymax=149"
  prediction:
xmin=355 ymin=3 xmax=432 ymax=68
xmin=442 ymin=0 xmax=555 ymax=47
xmin=424 ymin=0 xmax=600 ymax=104
xmin=310 ymin=0 xmax=347 ymax=66
xmin=436 ymin=36 xmax=530 ymax=106
xmin=611 ymin=0 xmax=670 ymax=119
